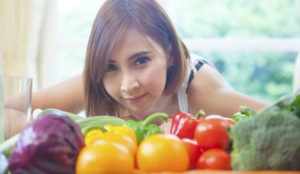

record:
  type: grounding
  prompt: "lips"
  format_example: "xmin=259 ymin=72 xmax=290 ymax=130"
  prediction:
xmin=124 ymin=93 xmax=147 ymax=105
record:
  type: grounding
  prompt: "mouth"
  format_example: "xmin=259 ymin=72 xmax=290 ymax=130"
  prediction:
xmin=124 ymin=93 xmax=147 ymax=105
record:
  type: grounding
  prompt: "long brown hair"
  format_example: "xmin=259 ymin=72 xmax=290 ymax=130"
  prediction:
xmin=84 ymin=0 xmax=190 ymax=116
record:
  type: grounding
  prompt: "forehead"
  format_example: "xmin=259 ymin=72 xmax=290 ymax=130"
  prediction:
xmin=111 ymin=28 xmax=166 ymax=60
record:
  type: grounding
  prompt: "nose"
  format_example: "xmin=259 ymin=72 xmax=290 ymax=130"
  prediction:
xmin=120 ymin=73 xmax=140 ymax=95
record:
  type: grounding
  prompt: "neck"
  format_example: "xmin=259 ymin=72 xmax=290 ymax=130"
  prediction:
xmin=145 ymin=93 xmax=179 ymax=119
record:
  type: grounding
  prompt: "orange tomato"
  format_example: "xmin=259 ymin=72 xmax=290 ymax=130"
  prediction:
xmin=137 ymin=134 xmax=189 ymax=172
xmin=76 ymin=141 xmax=134 ymax=174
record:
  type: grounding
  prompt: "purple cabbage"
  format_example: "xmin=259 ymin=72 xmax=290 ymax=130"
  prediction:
xmin=9 ymin=114 xmax=84 ymax=174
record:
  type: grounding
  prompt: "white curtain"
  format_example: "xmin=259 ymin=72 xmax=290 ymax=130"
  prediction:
xmin=0 ymin=0 xmax=57 ymax=89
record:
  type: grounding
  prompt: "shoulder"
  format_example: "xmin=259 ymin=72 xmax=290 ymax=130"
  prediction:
xmin=185 ymin=53 xmax=210 ymax=91
xmin=188 ymin=58 xmax=230 ymax=96
xmin=186 ymin=61 xmax=268 ymax=116
xmin=186 ymin=57 xmax=232 ymax=113
xmin=187 ymin=53 xmax=229 ymax=90
xmin=189 ymin=53 xmax=209 ymax=67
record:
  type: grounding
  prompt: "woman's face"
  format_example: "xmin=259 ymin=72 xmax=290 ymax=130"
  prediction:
xmin=103 ymin=28 xmax=169 ymax=117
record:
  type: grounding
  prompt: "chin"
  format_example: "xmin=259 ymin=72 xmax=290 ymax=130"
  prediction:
xmin=129 ymin=110 xmax=149 ymax=120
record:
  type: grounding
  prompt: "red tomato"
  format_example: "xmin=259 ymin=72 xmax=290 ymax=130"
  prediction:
xmin=205 ymin=115 xmax=235 ymax=127
xmin=182 ymin=138 xmax=203 ymax=169
xmin=196 ymin=148 xmax=231 ymax=170
xmin=194 ymin=117 xmax=231 ymax=150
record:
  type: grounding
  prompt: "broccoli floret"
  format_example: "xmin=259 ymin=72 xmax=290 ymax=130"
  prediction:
xmin=231 ymin=106 xmax=256 ymax=122
xmin=230 ymin=109 xmax=300 ymax=170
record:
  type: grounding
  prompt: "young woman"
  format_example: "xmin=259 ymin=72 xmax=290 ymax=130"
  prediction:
xmin=33 ymin=0 xmax=268 ymax=120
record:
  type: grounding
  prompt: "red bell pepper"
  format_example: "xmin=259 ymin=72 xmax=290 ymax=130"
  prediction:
xmin=170 ymin=110 xmax=204 ymax=139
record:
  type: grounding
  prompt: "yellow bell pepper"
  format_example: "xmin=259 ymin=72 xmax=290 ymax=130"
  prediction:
xmin=84 ymin=125 xmax=138 ymax=156
xmin=76 ymin=140 xmax=134 ymax=174
xmin=84 ymin=129 xmax=104 ymax=146
xmin=103 ymin=124 xmax=137 ymax=145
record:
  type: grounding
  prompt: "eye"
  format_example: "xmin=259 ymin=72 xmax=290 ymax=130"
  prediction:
xmin=106 ymin=63 xmax=118 ymax=72
xmin=134 ymin=56 xmax=149 ymax=66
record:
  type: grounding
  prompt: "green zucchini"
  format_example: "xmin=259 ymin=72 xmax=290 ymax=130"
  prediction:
xmin=77 ymin=115 xmax=125 ymax=135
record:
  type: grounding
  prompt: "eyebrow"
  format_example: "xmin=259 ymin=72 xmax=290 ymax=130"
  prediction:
xmin=109 ymin=51 xmax=150 ymax=63
xmin=128 ymin=51 xmax=150 ymax=61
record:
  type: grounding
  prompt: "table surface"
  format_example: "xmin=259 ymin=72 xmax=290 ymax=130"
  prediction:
xmin=134 ymin=170 xmax=300 ymax=174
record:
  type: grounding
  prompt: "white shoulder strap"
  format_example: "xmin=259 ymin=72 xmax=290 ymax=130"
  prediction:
xmin=177 ymin=54 xmax=207 ymax=113
xmin=177 ymin=58 xmax=193 ymax=113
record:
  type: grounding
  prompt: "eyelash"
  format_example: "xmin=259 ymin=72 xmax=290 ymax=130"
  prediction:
xmin=106 ymin=63 xmax=118 ymax=72
xmin=134 ymin=56 xmax=149 ymax=66
xmin=105 ymin=56 xmax=150 ymax=72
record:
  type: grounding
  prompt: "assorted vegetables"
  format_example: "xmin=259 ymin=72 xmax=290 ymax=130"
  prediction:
xmin=181 ymin=113 xmax=235 ymax=170
xmin=0 ymin=109 xmax=170 ymax=173
xmin=0 ymin=92 xmax=299 ymax=173
xmin=0 ymin=109 xmax=125 ymax=160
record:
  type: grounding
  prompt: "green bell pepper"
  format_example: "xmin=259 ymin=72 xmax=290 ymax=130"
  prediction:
xmin=125 ymin=112 xmax=168 ymax=144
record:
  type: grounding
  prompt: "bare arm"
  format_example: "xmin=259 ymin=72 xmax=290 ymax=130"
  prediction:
xmin=32 ymin=74 xmax=85 ymax=114
xmin=188 ymin=64 xmax=268 ymax=117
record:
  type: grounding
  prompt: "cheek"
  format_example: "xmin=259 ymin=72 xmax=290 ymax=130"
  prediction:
xmin=103 ymin=77 xmax=120 ymax=99
xmin=141 ymin=65 xmax=168 ymax=94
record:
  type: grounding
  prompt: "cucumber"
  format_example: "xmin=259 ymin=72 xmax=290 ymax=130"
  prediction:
xmin=0 ymin=151 xmax=8 ymax=174
xmin=77 ymin=116 xmax=125 ymax=135
xmin=36 ymin=108 xmax=83 ymax=121
xmin=0 ymin=134 xmax=19 ymax=159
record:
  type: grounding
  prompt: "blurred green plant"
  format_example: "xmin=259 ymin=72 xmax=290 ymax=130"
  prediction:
xmin=195 ymin=51 xmax=296 ymax=102
xmin=173 ymin=0 xmax=300 ymax=38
